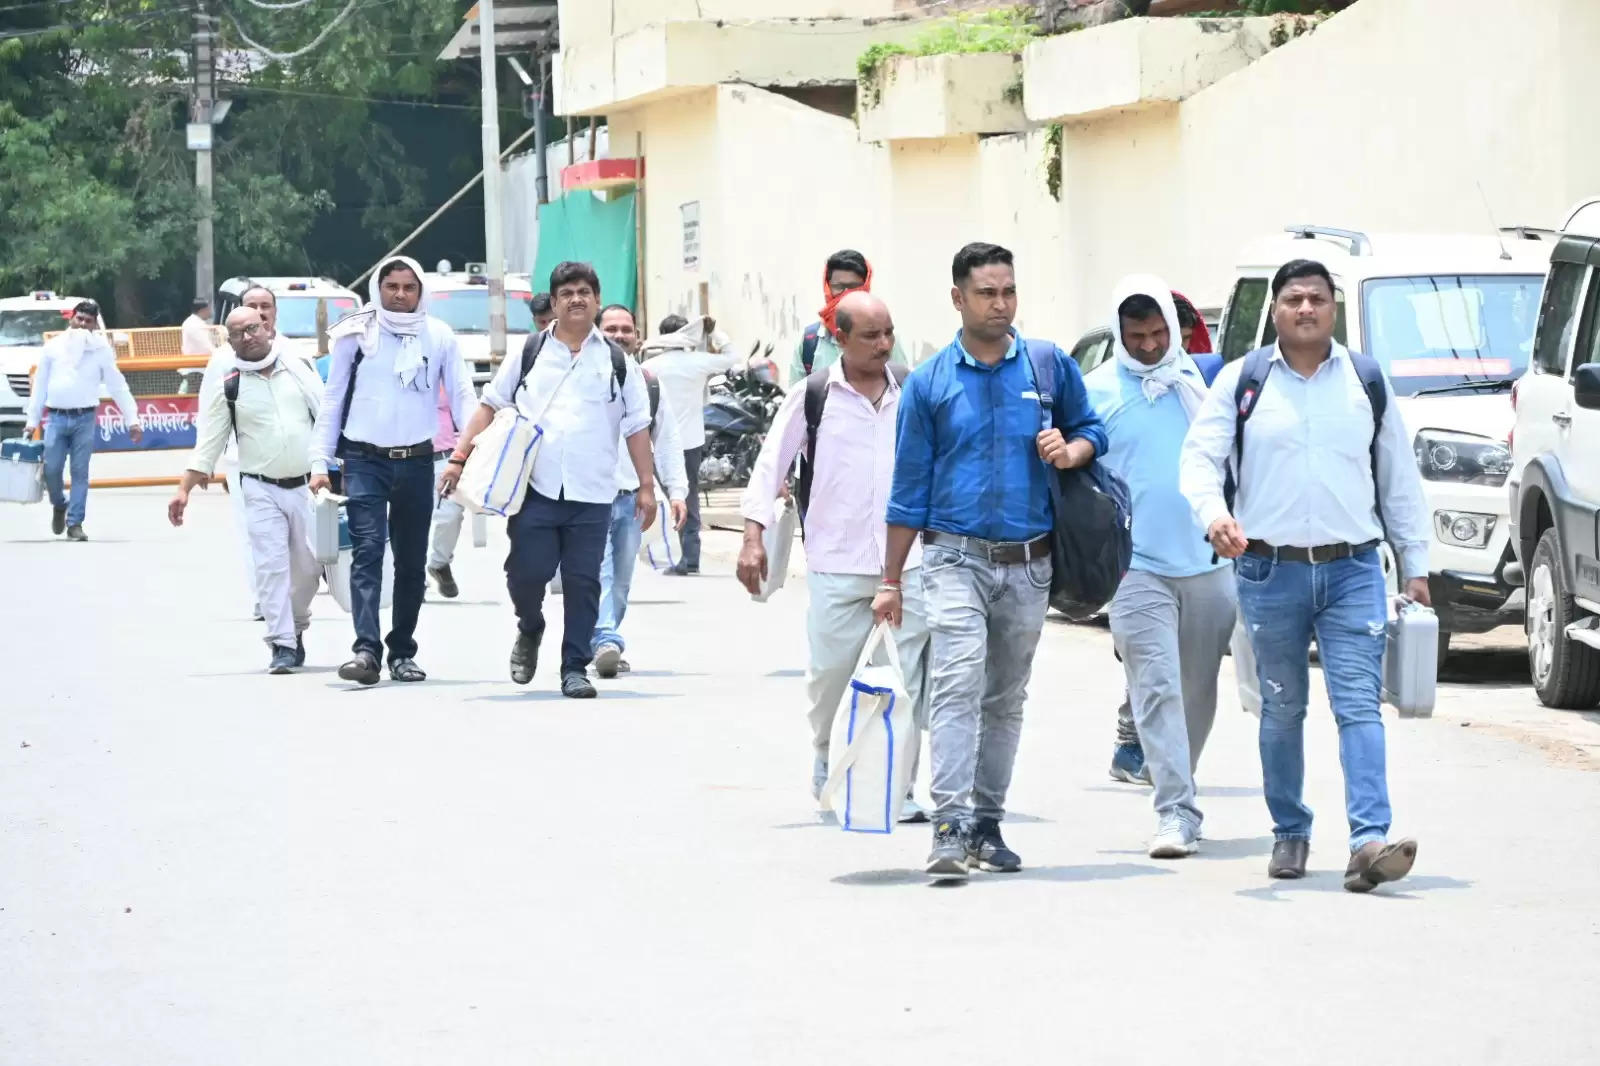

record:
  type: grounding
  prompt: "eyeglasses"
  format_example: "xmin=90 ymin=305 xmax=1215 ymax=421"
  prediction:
xmin=227 ymin=322 xmax=264 ymax=337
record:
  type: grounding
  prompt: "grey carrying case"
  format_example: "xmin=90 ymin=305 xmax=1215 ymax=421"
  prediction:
xmin=1383 ymin=602 xmax=1439 ymax=718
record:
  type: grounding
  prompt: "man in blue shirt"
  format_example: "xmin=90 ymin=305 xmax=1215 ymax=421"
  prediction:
xmin=1087 ymin=278 xmax=1237 ymax=860
xmin=878 ymin=242 xmax=1107 ymax=880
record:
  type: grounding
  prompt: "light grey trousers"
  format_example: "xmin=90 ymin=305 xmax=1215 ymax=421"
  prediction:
xmin=921 ymin=544 xmax=1051 ymax=825
xmin=1108 ymin=567 xmax=1237 ymax=828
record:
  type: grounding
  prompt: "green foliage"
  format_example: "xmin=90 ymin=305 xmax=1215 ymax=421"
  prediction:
xmin=857 ymin=6 xmax=1037 ymax=109
xmin=1044 ymin=123 xmax=1063 ymax=202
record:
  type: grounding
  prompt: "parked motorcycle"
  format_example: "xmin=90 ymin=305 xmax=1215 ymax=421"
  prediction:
xmin=700 ymin=342 xmax=782 ymax=487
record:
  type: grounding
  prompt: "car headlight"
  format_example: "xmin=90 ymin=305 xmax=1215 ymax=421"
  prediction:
xmin=1412 ymin=430 xmax=1512 ymax=486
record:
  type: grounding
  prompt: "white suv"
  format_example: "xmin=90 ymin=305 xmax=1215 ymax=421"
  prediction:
xmin=422 ymin=266 xmax=536 ymax=388
xmin=1219 ymin=226 xmax=1551 ymax=658
xmin=1507 ymin=198 xmax=1600 ymax=708
xmin=0 ymin=292 xmax=107 ymax=440
xmin=216 ymin=276 xmax=362 ymax=368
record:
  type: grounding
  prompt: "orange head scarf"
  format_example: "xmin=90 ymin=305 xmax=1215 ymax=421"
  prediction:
xmin=819 ymin=258 xmax=873 ymax=335
xmin=1171 ymin=290 xmax=1212 ymax=354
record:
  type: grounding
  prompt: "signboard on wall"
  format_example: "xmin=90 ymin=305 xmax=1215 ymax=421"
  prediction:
xmin=44 ymin=396 xmax=202 ymax=452
xmin=680 ymin=201 xmax=701 ymax=272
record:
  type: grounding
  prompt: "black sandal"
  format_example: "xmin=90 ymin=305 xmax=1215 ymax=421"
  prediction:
xmin=389 ymin=658 xmax=428 ymax=683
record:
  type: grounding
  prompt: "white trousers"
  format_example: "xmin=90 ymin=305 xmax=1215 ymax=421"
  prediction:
xmin=241 ymin=476 xmax=321 ymax=648
xmin=429 ymin=456 xmax=466 ymax=569
xmin=225 ymin=459 xmax=257 ymax=612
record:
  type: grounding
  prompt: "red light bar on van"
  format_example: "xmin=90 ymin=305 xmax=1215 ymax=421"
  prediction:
xmin=287 ymin=283 xmax=308 ymax=291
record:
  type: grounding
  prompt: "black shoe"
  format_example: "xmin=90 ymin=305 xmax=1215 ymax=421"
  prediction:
xmin=293 ymin=635 xmax=306 ymax=668
xmin=338 ymin=652 xmax=381 ymax=686
xmin=389 ymin=657 xmax=427 ymax=683
xmin=562 ymin=672 xmax=597 ymax=699
xmin=926 ymin=819 xmax=969 ymax=880
xmin=51 ymin=506 xmax=66 ymax=535
xmin=965 ymin=817 xmax=1022 ymax=873
xmin=665 ymin=564 xmax=699 ymax=576
xmin=510 ymin=633 xmax=538 ymax=685
xmin=268 ymin=646 xmax=297 ymax=674
xmin=429 ymin=565 xmax=459 ymax=599
xmin=594 ymin=643 xmax=623 ymax=679
xmin=65 ymin=524 xmax=88 ymax=541
xmin=1268 ymin=838 xmax=1310 ymax=879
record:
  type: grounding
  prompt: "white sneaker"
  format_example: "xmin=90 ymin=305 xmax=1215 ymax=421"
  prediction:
xmin=1148 ymin=814 xmax=1200 ymax=859
xmin=898 ymin=797 xmax=930 ymax=824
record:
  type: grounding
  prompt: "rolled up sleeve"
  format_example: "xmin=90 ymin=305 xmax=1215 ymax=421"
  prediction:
xmin=886 ymin=372 xmax=935 ymax=529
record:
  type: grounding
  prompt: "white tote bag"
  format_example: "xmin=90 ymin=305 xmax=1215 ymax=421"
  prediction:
xmin=820 ymin=624 xmax=916 ymax=834
xmin=750 ymin=497 xmax=797 ymax=603
xmin=452 ymin=360 xmax=576 ymax=518
xmin=637 ymin=492 xmax=681 ymax=571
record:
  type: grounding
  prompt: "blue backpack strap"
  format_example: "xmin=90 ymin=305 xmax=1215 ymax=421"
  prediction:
xmin=1022 ymin=337 xmax=1057 ymax=426
xmin=1227 ymin=346 xmax=1275 ymax=511
xmin=800 ymin=322 xmax=822 ymax=374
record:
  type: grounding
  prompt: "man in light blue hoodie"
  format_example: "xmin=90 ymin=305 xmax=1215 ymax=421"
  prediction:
xmin=1085 ymin=277 xmax=1237 ymax=859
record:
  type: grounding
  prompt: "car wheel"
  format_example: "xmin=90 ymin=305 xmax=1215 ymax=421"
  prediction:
xmin=1526 ymin=528 xmax=1600 ymax=709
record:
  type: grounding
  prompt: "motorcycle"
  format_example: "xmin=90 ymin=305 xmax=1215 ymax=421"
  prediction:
xmin=700 ymin=342 xmax=783 ymax=487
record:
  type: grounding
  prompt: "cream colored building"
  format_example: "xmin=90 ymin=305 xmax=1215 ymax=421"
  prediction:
xmin=545 ymin=0 xmax=1600 ymax=372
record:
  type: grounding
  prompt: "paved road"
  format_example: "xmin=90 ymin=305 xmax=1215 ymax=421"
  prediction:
xmin=3 ymin=488 xmax=1598 ymax=1065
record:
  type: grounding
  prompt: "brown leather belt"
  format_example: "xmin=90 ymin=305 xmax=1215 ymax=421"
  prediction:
xmin=1245 ymin=538 xmax=1380 ymax=564
xmin=923 ymin=530 xmax=1051 ymax=565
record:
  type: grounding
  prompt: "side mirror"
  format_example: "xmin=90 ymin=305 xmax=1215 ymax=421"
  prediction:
xmin=1576 ymin=364 xmax=1600 ymax=410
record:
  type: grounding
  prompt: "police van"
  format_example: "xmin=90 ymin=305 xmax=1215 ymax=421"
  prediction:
xmin=422 ymin=262 xmax=536 ymax=388
xmin=215 ymin=276 xmax=362 ymax=366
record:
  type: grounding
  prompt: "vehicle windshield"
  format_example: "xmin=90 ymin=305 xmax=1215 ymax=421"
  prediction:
xmin=425 ymin=289 xmax=534 ymax=334
xmin=0 ymin=309 xmax=71 ymax=346
xmin=1360 ymin=275 xmax=1542 ymax=396
xmin=275 ymin=295 xmax=360 ymax=338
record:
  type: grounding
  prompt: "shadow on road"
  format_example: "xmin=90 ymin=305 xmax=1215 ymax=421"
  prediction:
xmin=466 ymin=689 xmax=674 ymax=702
xmin=1235 ymin=873 xmax=1473 ymax=902
xmin=832 ymin=861 xmax=1176 ymax=887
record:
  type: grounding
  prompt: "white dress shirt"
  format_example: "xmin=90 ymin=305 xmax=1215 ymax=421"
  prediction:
xmin=646 ymin=347 xmax=740 ymax=451
xmin=481 ymin=326 xmax=652 ymax=505
xmin=188 ymin=357 xmax=322 ymax=479
xmin=741 ymin=363 xmax=918 ymax=576
xmin=24 ymin=332 xmax=140 ymax=429
xmin=1179 ymin=342 xmax=1430 ymax=579
xmin=613 ymin=379 xmax=689 ymax=500
xmin=310 ymin=322 xmax=474 ymax=475
xmin=180 ymin=314 xmax=216 ymax=357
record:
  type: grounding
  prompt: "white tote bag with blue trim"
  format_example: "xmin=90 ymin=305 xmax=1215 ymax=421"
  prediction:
xmin=820 ymin=623 xmax=915 ymax=834
xmin=453 ymin=359 xmax=575 ymax=519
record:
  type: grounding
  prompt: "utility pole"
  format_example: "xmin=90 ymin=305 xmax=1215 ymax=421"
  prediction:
xmin=191 ymin=0 xmax=216 ymax=305
xmin=478 ymin=0 xmax=507 ymax=365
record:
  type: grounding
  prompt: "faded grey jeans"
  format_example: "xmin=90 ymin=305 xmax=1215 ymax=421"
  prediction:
xmin=920 ymin=541 xmax=1051 ymax=825
xmin=1108 ymin=567 xmax=1237 ymax=829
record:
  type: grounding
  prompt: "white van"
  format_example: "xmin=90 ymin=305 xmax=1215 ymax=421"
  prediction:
xmin=0 ymin=292 xmax=108 ymax=440
xmin=422 ymin=265 xmax=536 ymax=388
xmin=215 ymin=276 xmax=362 ymax=367
xmin=1220 ymin=226 xmax=1551 ymax=658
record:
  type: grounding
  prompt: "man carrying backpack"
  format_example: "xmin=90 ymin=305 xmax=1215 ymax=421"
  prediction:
xmin=789 ymin=249 xmax=909 ymax=385
xmin=1179 ymin=259 xmax=1430 ymax=891
xmin=737 ymin=291 xmax=929 ymax=822
xmin=1087 ymin=279 xmax=1237 ymax=860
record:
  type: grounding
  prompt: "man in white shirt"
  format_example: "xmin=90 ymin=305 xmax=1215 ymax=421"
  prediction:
xmin=169 ymin=307 xmax=324 ymax=673
xmin=440 ymin=262 xmax=658 ymax=699
xmin=24 ymin=300 xmax=143 ymax=541
xmin=308 ymin=256 xmax=476 ymax=687
xmin=641 ymin=314 xmax=744 ymax=575
xmin=180 ymin=299 xmax=216 ymax=357
xmin=737 ymin=291 xmax=929 ymax=822
xmin=1180 ymin=258 xmax=1430 ymax=891
xmin=592 ymin=304 xmax=689 ymax=679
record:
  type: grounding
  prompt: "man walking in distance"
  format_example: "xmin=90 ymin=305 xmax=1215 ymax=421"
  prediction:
xmin=1086 ymin=279 xmax=1236 ymax=859
xmin=169 ymin=307 xmax=324 ymax=673
xmin=180 ymin=298 xmax=216 ymax=357
xmin=439 ymin=262 xmax=658 ymax=700
xmin=309 ymin=256 xmax=475 ymax=686
xmin=790 ymin=249 xmax=908 ymax=384
xmin=24 ymin=300 xmax=143 ymax=541
xmin=881 ymin=243 xmax=1107 ymax=879
xmin=529 ymin=292 xmax=555 ymax=333
xmin=592 ymin=303 xmax=689 ymax=679
xmin=1180 ymin=258 xmax=1430 ymax=891
xmin=739 ymin=291 xmax=929 ymax=823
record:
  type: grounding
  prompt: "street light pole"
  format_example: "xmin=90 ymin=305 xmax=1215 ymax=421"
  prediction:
xmin=192 ymin=0 xmax=216 ymax=304
xmin=478 ymin=0 xmax=507 ymax=365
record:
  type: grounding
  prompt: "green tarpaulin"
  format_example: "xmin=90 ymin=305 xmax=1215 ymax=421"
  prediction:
xmin=531 ymin=191 xmax=638 ymax=310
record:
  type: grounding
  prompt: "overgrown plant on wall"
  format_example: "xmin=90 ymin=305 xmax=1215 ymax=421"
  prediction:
xmin=1044 ymin=123 xmax=1063 ymax=202
xmin=856 ymin=6 xmax=1039 ymax=109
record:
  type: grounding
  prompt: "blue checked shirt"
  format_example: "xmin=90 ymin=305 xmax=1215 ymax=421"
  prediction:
xmin=888 ymin=331 xmax=1107 ymax=543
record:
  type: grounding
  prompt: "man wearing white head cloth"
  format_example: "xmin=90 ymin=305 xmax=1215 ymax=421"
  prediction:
xmin=309 ymin=255 xmax=475 ymax=686
xmin=1084 ymin=276 xmax=1237 ymax=861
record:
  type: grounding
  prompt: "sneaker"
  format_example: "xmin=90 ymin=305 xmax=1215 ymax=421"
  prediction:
xmin=268 ymin=646 xmax=297 ymax=674
xmin=664 ymin=564 xmax=699 ymax=576
xmin=293 ymin=635 xmax=306 ymax=668
xmin=510 ymin=633 xmax=538 ymax=685
xmin=965 ymin=817 xmax=1022 ymax=873
xmin=1148 ymin=813 xmax=1200 ymax=859
xmin=594 ymin=643 xmax=623 ymax=679
xmin=926 ymin=820 xmax=969 ymax=880
xmin=899 ymin=796 xmax=930 ymax=824
xmin=51 ymin=506 xmax=66 ymax=535
xmin=561 ymin=672 xmax=597 ymax=699
xmin=65 ymin=524 xmax=88 ymax=542
xmin=428 ymin=565 xmax=459 ymax=599
xmin=338 ymin=651 xmax=381 ymax=686
xmin=1109 ymin=742 xmax=1151 ymax=785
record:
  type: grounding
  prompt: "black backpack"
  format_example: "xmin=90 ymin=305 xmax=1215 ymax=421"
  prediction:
xmin=1026 ymin=339 xmax=1134 ymax=621
xmin=513 ymin=331 xmax=658 ymax=426
xmin=798 ymin=322 xmax=824 ymax=375
xmin=794 ymin=362 xmax=910 ymax=523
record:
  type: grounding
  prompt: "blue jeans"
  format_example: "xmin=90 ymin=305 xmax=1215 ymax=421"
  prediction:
xmin=43 ymin=409 xmax=96 ymax=525
xmin=341 ymin=453 xmax=433 ymax=662
xmin=1235 ymin=549 xmax=1391 ymax=850
xmin=593 ymin=491 xmax=643 ymax=654
xmin=505 ymin=488 xmax=611 ymax=676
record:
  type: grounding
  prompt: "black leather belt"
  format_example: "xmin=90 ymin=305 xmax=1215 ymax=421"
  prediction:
xmin=1246 ymin=538 xmax=1380 ymax=564
xmin=241 ymin=471 xmax=311 ymax=490
xmin=924 ymin=530 xmax=1051 ymax=565
xmin=338 ymin=437 xmax=434 ymax=461
xmin=433 ymin=449 xmax=452 ymax=460
xmin=47 ymin=406 xmax=95 ymax=415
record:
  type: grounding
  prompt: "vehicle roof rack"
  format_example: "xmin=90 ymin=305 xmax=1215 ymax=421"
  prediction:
xmin=1284 ymin=224 xmax=1372 ymax=256
xmin=1500 ymin=225 xmax=1558 ymax=241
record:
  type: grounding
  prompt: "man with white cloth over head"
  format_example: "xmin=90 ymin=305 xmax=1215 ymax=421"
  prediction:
xmin=1085 ymin=277 xmax=1237 ymax=859
xmin=309 ymin=255 xmax=475 ymax=686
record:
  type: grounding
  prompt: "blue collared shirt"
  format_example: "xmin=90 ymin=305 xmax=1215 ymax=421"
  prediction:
xmin=888 ymin=331 xmax=1108 ymax=542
